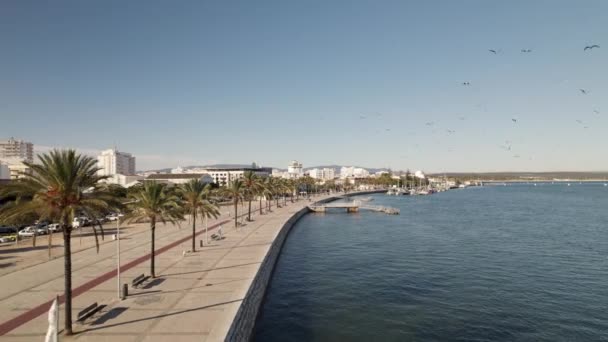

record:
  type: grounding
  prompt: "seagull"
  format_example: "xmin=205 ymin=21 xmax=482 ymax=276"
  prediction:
xmin=489 ymin=49 xmax=497 ymax=54
xmin=512 ymin=118 xmax=517 ymax=123
xmin=462 ymin=82 xmax=470 ymax=86
xmin=459 ymin=116 xmax=466 ymax=121
xmin=576 ymin=120 xmax=583 ymax=124
xmin=584 ymin=45 xmax=600 ymax=51
xmin=521 ymin=49 xmax=532 ymax=53
xmin=593 ymin=110 xmax=600 ymax=114
xmin=385 ymin=128 xmax=391 ymax=131
xmin=580 ymin=89 xmax=588 ymax=95
xmin=425 ymin=122 xmax=434 ymax=126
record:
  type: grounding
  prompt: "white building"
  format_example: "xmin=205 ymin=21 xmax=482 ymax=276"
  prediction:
xmin=0 ymin=137 xmax=33 ymax=163
xmin=202 ymin=167 xmax=271 ymax=186
xmin=0 ymin=161 xmax=10 ymax=180
xmin=308 ymin=168 xmax=336 ymax=181
xmin=287 ymin=160 xmax=303 ymax=179
xmin=97 ymin=148 xmax=136 ymax=177
xmin=0 ymin=158 xmax=31 ymax=180
xmin=171 ymin=166 xmax=185 ymax=174
xmin=107 ymin=174 xmax=144 ymax=187
xmin=340 ymin=166 xmax=369 ymax=179
xmin=146 ymin=173 xmax=214 ymax=185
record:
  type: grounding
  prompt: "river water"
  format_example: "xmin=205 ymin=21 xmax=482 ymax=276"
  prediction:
xmin=253 ymin=184 xmax=608 ymax=341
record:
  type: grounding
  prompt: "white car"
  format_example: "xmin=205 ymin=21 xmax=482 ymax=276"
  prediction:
xmin=18 ymin=227 xmax=36 ymax=237
xmin=47 ymin=223 xmax=62 ymax=232
xmin=106 ymin=214 xmax=123 ymax=221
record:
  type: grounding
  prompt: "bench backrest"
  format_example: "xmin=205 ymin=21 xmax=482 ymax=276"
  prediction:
xmin=78 ymin=302 xmax=98 ymax=319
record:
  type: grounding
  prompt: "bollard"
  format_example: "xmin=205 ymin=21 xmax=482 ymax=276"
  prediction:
xmin=200 ymin=240 xmax=203 ymax=248
xmin=121 ymin=283 xmax=128 ymax=300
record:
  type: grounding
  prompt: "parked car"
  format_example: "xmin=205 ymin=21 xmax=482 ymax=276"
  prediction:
xmin=0 ymin=226 xmax=18 ymax=235
xmin=0 ymin=235 xmax=17 ymax=243
xmin=106 ymin=213 xmax=122 ymax=221
xmin=47 ymin=223 xmax=62 ymax=232
xmin=72 ymin=217 xmax=90 ymax=228
xmin=18 ymin=227 xmax=36 ymax=237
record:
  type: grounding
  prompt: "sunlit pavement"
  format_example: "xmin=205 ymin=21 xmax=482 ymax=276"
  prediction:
xmin=0 ymin=196 xmax=330 ymax=341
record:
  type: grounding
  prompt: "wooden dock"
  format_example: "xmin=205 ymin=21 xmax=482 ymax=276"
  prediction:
xmin=308 ymin=200 xmax=399 ymax=215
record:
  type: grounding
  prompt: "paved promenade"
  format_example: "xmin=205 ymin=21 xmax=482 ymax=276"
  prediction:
xmin=0 ymin=195 xmax=329 ymax=341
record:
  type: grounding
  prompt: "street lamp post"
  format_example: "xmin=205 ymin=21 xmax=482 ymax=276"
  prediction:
xmin=116 ymin=200 xmax=137 ymax=300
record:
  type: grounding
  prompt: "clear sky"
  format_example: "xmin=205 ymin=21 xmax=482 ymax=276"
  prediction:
xmin=1 ymin=0 xmax=606 ymax=172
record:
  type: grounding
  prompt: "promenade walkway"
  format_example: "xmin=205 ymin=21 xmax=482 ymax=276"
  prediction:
xmin=0 ymin=195 xmax=329 ymax=341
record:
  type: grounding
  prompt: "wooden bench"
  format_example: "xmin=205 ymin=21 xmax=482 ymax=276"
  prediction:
xmin=77 ymin=302 xmax=105 ymax=323
xmin=131 ymin=274 xmax=149 ymax=288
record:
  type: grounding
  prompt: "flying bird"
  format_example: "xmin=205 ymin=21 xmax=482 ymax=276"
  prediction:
xmin=593 ymin=110 xmax=600 ymax=114
xmin=489 ymin=49 xmax=497 ymax=54
xmin=584 ymin=45 xmax=600 ymax=51
xmin=521 ymin=49 xmax=532 ymax=53
xmin=462 ymin=82 xmax=470 ymax=86
xmin=446 ymin=129 xmax=455 ymax=134
xmin=580 ymin=89 xmax=588 ymax=95
xmin=512 ymin=118 xmax=517 ymax=123
xmin=385 ymin=128 xmax=391 ymax=131
xmin=425 ymin=122 xmax=435 ymax=126
xmin=576 ymin=120 xmax=583 ymax=124
xmin=459 ymin=116 xmax=466 ymax=121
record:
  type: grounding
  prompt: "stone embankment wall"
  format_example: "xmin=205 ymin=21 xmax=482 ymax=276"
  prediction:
xmin=224 ymin=196 xmax=336 ymax=342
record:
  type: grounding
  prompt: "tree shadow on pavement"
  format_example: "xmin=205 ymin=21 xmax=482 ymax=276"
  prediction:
xmin=0 ymin=245 xmax=62 ymax=254
xmin=142 ymin=277 xmax=166 ymax=289
xmin=80 ymin=299 xmax=242 ymax=333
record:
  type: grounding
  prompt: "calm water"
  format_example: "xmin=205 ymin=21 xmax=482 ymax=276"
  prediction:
xmin=254 ymin=184 xmax=608 ymax=341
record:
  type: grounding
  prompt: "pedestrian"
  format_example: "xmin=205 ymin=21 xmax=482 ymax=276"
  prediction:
xmin=218 ymin=225 xmax=223 ymax=239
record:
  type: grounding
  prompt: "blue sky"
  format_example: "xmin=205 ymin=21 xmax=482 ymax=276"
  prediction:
xmin=1 ymin=0 xmax=606 ymax=171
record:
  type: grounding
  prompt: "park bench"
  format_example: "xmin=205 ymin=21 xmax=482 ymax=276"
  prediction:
xmin=77 ymin=302 xmax=105 ymax=323
xmin=131 ymin=274 xmax=149 ymax=288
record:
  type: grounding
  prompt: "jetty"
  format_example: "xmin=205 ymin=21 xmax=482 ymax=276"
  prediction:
xmin=308 ymin=200 xmax=399 ymax=215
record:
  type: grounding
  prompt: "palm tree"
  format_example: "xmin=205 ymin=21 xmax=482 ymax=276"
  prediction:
xmin=178 ymin=179 xmax=219 ymax=252
xmin=123 ymin=181 xmax=183 ymax=278
xmin=221 ymin=179 xmax=245 ymax=228
xmin=242 ymin=171 xmax=260 ymax=222
xmin=0 ymin=150 xmax=121 ymax=335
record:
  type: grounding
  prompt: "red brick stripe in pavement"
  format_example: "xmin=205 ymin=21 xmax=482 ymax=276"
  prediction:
xmin=0 ymin=219 xmax=230 ymax=336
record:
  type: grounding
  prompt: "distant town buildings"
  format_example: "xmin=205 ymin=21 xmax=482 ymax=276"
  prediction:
xmin=0 ymin=137 xmax=33 ymax=163
xmin=0 ymin=137 xmax=34 ymax=179
xmin=340 ymin=166 xmax=370 ymax=179
xmin=308 ymin=168 xmax=336 ymax=181
xmin=146 ymin=165 xmax=271 ymax=186
xmin=97 ymin=148 xmax=136 ymax=177
xmin=146 ymin=173 xmax=214 ymax=185
xmin=272 ymin=160 xmax=305 ymax=179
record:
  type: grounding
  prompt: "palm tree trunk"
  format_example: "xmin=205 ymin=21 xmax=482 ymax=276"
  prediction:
xmin=191 ymin=210 xmax=196 ymax=252
xmin=248 ymin=199 xmax=252 ymax=221
xmin=259 ymin=198 xmax=263 ymax=215
xmin=63 ymin=227 xmax=73 ymax=335
xmin=150 ymin=217 xmax=156 ymax=278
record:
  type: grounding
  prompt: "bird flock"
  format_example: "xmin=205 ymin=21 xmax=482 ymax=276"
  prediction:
xmin=359 ymin=44 xmax=601 ymax=161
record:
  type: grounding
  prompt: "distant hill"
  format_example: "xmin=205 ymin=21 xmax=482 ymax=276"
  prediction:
xmin=430 ymin=171 xmax=608 ymax=181
xmin=141 ymin=164 xmax=390 ymax=174
xmin=139 ymin=163 xmax=271 ymax=173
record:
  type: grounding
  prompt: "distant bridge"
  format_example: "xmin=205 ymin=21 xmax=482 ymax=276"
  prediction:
xmin=308 ymin=200 xmax=399 ymax=215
